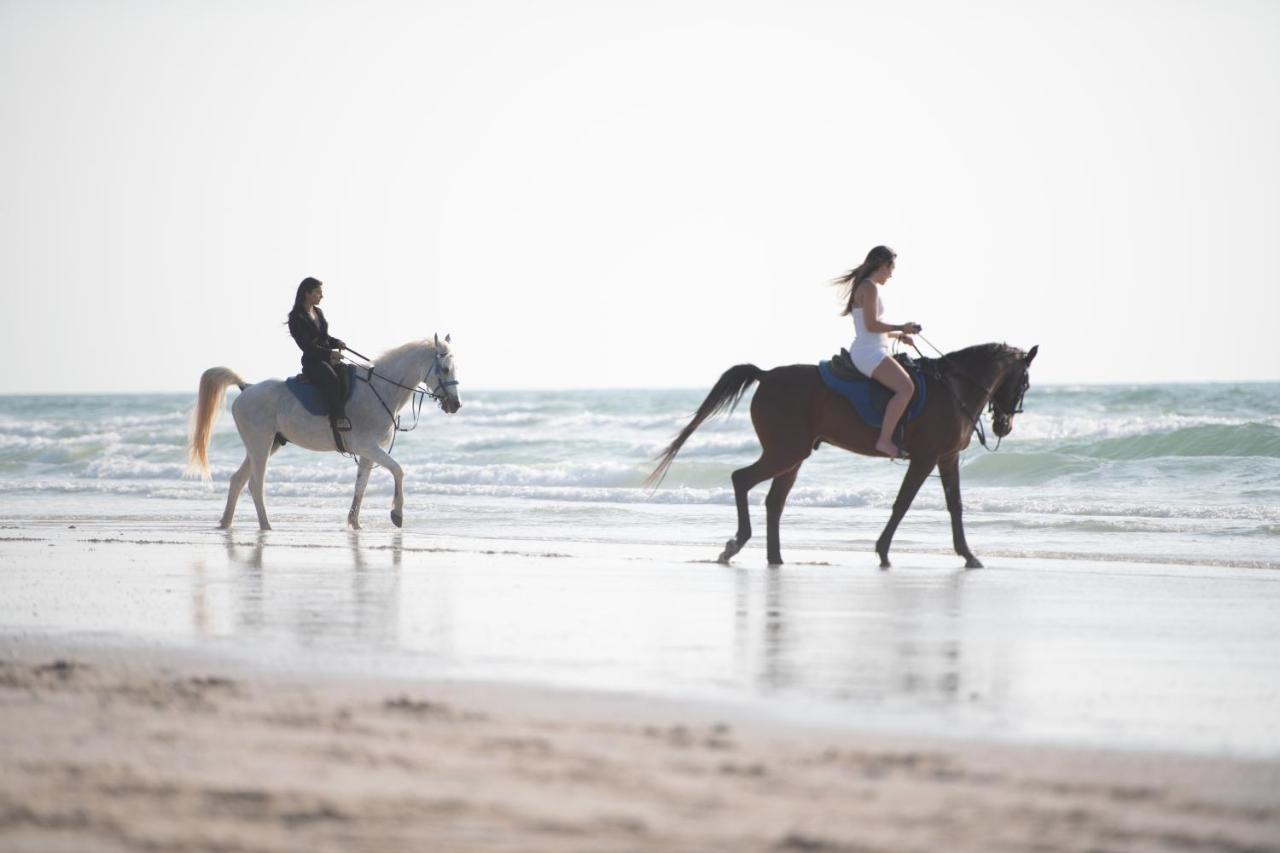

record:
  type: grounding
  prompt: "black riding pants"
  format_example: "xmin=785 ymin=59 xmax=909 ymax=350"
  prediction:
xmin=302 ymin=360 xmax=348 ymax=420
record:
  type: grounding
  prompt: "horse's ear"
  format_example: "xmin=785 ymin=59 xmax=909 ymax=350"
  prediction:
xmin=1025 ymin=345 xmax=1039 ymax=365
xmin=445 ymin=333 xmax=451 ymax=343
xmin=434 ymin=333 xmax=440 ymax=347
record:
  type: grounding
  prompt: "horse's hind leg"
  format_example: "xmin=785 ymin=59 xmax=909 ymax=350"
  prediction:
xmin=720 ymin=449 xmax=808 ymax=564
xmin=218 ymin=456 xmax=252 ymax=529
xmin=245 ymin=438 xmax=277 ymax=531
xmin=218 ymin=440 xmax=283 ymax=528
xmin=347 ymin=457 xmax=375 ymax=529
xmin=765 ymin=465 xmax=803 ymax=567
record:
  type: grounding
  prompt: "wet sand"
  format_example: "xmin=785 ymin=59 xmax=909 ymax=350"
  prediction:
xmin=2 ymin=518 xmax=1280 ymax=850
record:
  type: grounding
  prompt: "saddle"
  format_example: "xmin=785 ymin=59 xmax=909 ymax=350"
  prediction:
xmin=284 ymin=364 xmax=359 ymax=417
xmin=817 ymin=350 xmax=928 ymax=430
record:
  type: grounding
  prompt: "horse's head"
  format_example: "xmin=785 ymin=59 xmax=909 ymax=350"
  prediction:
xmin=990 ymin=345 xmax=1037 ymax=437
xmin=431 ymin=333 xmax=462 ymax=414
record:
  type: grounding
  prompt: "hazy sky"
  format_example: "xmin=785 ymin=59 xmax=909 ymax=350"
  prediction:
xmin=2 ymin=0 xmax=1277 ymax=393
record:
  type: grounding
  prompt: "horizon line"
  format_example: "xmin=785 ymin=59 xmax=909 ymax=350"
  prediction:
xmin=2 ymin=377 xmax=1279 ymax=397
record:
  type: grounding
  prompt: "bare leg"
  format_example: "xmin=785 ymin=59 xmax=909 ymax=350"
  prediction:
xmin=875 ymin=455 xmax=937 ymax=569
xmin=361 ymin=446 xmax=405 ymax=528
xmin=347 ymin=457 xmax=375 ymax=529
xmin=870 ymin=356 xmax=915 ymax=458
xmin=937 ymin=454 xmax=982 ymax=569
xmin=764 ymin=466 xmax=802 ymax=566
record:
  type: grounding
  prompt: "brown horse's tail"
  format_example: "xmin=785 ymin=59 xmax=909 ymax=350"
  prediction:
xmin=644 ymin=364 xmax=764 ymax=489
xmin=186 ymin=367 xmax=247 ymax=481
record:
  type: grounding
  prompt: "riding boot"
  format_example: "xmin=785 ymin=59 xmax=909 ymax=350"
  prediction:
xmin=328 ymin=414 xmax=349 ymax=455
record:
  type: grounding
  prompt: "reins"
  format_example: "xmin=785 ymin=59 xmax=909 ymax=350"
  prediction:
xmin=907 ymin=334 xmax=1023 ymax=452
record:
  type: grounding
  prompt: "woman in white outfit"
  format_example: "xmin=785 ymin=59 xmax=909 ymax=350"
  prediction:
xmin=835 ymin=245 xmax=922 ymax=459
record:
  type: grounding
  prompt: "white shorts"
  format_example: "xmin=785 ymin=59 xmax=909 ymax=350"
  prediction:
xmin=849 ymin=346 xmax=890 ymax=376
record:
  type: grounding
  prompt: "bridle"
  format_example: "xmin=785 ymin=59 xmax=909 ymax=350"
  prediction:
xmin=342 ymin=345 xmax=459 ymax=453
xmin=910 ymin=334 xmax=1026 ymax=451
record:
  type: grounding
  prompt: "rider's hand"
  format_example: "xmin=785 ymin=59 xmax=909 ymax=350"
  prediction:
xmin=903 ymin=322 xmax=923 ymax=335
xmin=899 ymin=334 xmax=915 ymax=348
xmin=329 ymin=350 xmax=342 ymax=363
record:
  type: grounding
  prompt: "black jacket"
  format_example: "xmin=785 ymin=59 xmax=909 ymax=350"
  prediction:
xmin=288 ymin=308 xmax=344 ymax=368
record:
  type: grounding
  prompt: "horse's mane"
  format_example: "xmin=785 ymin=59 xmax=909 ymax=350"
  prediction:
xmin=374 ymin=339 xmax=444 ymax=365
xmin=928 ymin=342 xmax=1023 ymax=369
xmin=368 ymin=339 xmax=447 ymax=388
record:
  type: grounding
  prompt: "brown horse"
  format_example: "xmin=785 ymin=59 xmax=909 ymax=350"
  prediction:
xmin=647 ymin=343 xmax=1038 ymax=568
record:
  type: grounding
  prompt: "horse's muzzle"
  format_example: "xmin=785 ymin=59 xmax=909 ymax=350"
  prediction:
xmin=992 ymin=414 xmax=1013 ymax=437
xmin=442 ymin=397 xmax=462 ymax=415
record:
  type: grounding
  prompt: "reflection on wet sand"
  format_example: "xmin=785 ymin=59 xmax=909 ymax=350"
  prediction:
xmin=2 ymin=523 xmax=1278 ymax=754
xmin=198 ymin=530 xmax=405 ymax=650
xmin=349 ymin=531 xmax=402 ymax=647
xmin=732 ymin=566 xmax=1012 ymax=714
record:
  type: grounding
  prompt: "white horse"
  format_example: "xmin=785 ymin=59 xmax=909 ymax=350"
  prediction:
xmin=186 ymin=336 xmax=461 ymax=530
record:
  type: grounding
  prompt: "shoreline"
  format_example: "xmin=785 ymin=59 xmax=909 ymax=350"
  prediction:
xmin=4 ymin=634 xmax=1279 ymax=852
xmin=3 ymin=510 xmax=1278 ymax=573
xmin=3 ymin=519 xmax=1280 ymax=759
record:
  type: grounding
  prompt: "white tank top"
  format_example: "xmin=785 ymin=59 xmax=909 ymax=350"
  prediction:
xmin=850 ymin=287 xmax=889 ymax=352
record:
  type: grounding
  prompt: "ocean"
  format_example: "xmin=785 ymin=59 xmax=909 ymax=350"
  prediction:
xmin=2 ymin=381 xmax=1278 ymax=569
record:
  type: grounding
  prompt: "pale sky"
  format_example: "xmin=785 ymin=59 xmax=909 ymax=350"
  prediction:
xmin=2 ymin=0 xmax=1277 ymax=393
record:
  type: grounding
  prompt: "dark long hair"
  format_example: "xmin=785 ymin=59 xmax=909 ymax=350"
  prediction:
xmin=287 ymin=277 xmax=322 ymax=321
xmin=834 ymin=246 xmax=896 ymax=316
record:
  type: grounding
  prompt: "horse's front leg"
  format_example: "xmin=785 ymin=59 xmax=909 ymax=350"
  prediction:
xmin=348 ymin=457 xmax=375 ymax=529
xmin=361 ymin=446 xmax=405 ymax=528
xmin=875 ymin=456 xmax=937 ymax=569
xmin=937 ymin=454 xmax=982 ymax=569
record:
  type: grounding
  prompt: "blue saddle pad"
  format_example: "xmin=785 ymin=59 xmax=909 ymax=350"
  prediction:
xmin=817 ymin=361 xmax=927 ymax=429
xmin=284 ymin=364 xmax=358 ymax=416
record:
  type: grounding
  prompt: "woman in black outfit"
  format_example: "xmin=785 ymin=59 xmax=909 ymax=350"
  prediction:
xmin=287 ymin=277 xmax=350 ymax=431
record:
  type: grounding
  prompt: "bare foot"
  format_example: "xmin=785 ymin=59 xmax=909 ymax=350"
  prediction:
xmin=875 ymin=438 xmax=906 ymax=459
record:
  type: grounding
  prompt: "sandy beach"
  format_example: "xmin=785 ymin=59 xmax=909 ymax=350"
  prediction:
xmin=2 ymin=635 xmax=1278 ymax=853
xmin=5 ymin=0 xmax=1280 ymax=845
xmin=3 ymin=517 xmax=1280 ymax=851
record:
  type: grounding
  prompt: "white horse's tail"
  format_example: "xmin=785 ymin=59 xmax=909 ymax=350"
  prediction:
xmin=186 ymin=367 xmax=247 ymax=481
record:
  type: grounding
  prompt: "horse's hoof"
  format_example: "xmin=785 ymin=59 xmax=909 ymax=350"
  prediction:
xmin=717 ymin=538 xmax=739 ymax=564
xmin=878 ymin=554 xmax=891 ymax=570
xmin=390 ymin=511 xmax=403 ymax=528
xmin=217 ymin=521 xmax=231 ymax=530
xmin=965 ymin=556 xmax=983 ymax=569
xmin=767 ymin=559 xmax=783 ymax=568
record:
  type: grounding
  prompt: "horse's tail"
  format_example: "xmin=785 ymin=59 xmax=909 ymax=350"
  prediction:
xmin=186 ymin=367 xmax=247 ymax=481
xmin=644 ymin=364 xmax=764 ymax=489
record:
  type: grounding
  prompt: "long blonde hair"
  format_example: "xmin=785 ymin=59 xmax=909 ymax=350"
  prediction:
xmin=833 ymin=245 xmax=896 ymax=316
